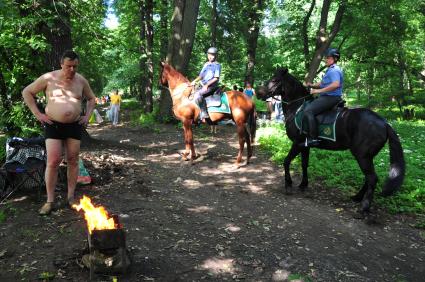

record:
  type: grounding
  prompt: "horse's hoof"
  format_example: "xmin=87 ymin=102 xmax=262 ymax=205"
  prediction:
xmin=353 ymin=210 xmax=366 ymax=219
xmin=298 ymin=184 xmax=308 ymax=192
xmin=284 ymin=184 xmax=293 ymax=195
xmin=350 ymin=194 xmax=363 ymax=203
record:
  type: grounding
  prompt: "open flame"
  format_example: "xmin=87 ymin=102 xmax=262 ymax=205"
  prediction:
xmin=73 ymin=195 xmax=116 ymax=234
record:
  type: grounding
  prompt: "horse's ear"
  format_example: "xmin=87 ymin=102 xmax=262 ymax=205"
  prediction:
xmin=159 ymin=61 xmax=165 ymax=68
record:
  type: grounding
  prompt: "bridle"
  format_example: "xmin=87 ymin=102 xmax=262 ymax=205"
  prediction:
xmin=268 ymin=80 xmax=311 ymax=106
xmin=267 ymin=79 xmax=311 ymax=125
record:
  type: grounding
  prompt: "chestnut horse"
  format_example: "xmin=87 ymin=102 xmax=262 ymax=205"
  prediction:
xmin=159 ymin=62 xmax=256 ymax=164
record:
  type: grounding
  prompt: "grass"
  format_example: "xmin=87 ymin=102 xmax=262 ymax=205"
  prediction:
xmin=256 ymin=120 xmax=425 ymax=216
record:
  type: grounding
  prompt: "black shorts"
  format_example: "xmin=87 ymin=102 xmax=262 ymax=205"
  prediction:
xmin=44 ymin=121 xmax=83 ymax=140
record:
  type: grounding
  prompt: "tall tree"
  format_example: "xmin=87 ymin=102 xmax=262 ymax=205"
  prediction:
xmin=244 ymin=0 xmax=264 ymax=85
xmin=159 ymin=0 xmax=200 ymax=120
xmin=166 ymin=0 xmax=201 ymax=73
xmin=138 ymin=0 xmax=154 ymax=112
xmin=211 ymin=0 xmax=218 ymax=47
xmin=39 ymin=0 xmax=73 ymax=71
xmin=304 ymin=0 xmax=346 ymax=83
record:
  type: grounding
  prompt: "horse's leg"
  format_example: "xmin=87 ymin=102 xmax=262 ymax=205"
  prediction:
xmin=185 ymin=120 xmax=197 ymax=160
xmin=181 ymin=120 xmax=195 ymax=161
xmin=355 ymin=156 xmax=378 ymax=213
xmin=235 ymin=124 xmax=245 ymax=164
xmin=245 ymin=124 xmax=252 ymax=164
xmin=351 ymin=182 xmax=367 ymax=203
xmin=283 ymin=143 xmax=301 ymax=194
xmin=299 ymin=147 xmax=310 ymax=191
xmin=180 ymin=123 xmax=190 ymax=161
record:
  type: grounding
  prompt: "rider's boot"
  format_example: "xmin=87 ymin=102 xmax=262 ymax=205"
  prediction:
xmin=302 ymin=112 xmax=320 ymax=147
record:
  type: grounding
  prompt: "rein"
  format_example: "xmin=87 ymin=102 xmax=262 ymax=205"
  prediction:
xmin=281 ymin=94 xmax=311 ymax=106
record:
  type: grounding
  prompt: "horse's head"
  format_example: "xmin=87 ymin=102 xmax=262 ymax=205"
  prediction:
xmin=258 ymin=67 xmax=309 ymax=103
xmin=159 ymin=61 xmax=169 ymax=87
xmin=257 ymin=68 xmax=288 ymax=101
xmin=159 ymin=61 xmax=189 ymax=90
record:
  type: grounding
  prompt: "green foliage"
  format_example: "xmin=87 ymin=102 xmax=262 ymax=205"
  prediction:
xmin=0 ymin=135 xmax=6 ymax=162
xmin=257 ymin=121 xmax=425 ymax=215
xmin=253 ymin=96 xmax=268 ymax=112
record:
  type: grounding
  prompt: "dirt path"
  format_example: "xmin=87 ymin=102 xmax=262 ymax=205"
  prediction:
xmin=0 ymin=121 xmax=424 ymax=281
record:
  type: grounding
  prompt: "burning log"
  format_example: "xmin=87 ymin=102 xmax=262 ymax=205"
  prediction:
xmin=73 ymin=196 xmax=131 ymax=275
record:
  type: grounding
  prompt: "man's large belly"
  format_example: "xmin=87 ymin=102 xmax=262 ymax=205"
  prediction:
xmin=46 ymin=98 xmax=82 ymax=123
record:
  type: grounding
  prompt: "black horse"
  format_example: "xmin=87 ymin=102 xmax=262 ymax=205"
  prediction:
xmin=257 ymin=68 xmax=405 ymax=213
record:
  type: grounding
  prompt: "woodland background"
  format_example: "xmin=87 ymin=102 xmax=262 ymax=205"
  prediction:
xmin=0 ymin=0 xmax=424 ymax=215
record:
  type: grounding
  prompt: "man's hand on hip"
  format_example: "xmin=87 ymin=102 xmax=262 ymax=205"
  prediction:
xmin=36 ymin=113 xmax=53 ymax=125
xmin=78 ymin=115 xmax=90 ymax=126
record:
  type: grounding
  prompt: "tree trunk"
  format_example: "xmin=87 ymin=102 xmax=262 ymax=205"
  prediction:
xmin=302 ymin=0 xmax=316 ymax=70
xmin=159 ymin=0 xmax=200 ymax=121
xmin=40 ymin=0 xmax=73 ymax=71
xmin=244 ymin=0 xmax=264 ymax=86
xmin=166 ymin=0 xmax=200 ymax=73
xmin=305 ymin=0 xmax=346 ymax=82
xmin=138 ymin=0 xmax=154 ymax=113
xmin=145 ymin=0 xmax=154 ymax=113
xmin=158 ymin=0 xmax=172 ymax=121
xmin=159 ymin=0 xmax=169 ymax=61
xmin=0 ymin=70 xmax=10 ymax=111
xmin=211 ymin=0 xmax=218 ymax=47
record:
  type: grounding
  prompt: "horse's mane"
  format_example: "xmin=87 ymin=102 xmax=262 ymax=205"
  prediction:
xmin=278 ymin=68 xmax=309 ymax=97
xmin=165 ymin=64 xmax=189 ymax=83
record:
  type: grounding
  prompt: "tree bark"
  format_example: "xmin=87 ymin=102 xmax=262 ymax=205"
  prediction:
xmin=138 ymin=0 xmax=154 ymax=113
xmin=302 ymin=0 xmax=316 ymax=70
xmin=211 ymin=0 xmax=218 ymax=47
xmin=166 ymin=0 xmax=200 ymax=73
xmin=0 ymin=70 xmax=10 ymax=112
xmin=159 ymin=0 xmax=169 ymax=61
xmin=244 ymin=0 xmax=264 ymax=86
xmin=40 ymin=0 xmax=73 ymax=71
xmin=305 ymin=0 xmax=346 ymax=83
xmin=159 ymin=0 xmax=200 ymax=121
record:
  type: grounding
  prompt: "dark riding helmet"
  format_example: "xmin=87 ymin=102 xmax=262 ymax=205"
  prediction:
xmin=324 ymin=48 xmax=340 ymax=60
xmin=207 ymin=47 xmax=218 ymax=55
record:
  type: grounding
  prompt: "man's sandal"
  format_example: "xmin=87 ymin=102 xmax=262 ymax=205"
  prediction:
xmin=39 ymin=202 xmax=54 ymax=215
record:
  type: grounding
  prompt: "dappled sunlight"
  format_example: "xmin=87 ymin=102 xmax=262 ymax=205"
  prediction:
xmin=187 ymin=205 xmax=214 ymax=213
xmin=182 ymin=179 xmax=202 ymax=190
xmin=272 ymin=269 xmax=290 ymax=281
xmin=105 ymin=154 xmax=136 ymax=162
xmin=241 ymin=184 xmax=267 ymax=194
xmin=225 ymin=223 xmax=241 ymax=233
xmin=200 ymin=257 xmax=237 ymax=275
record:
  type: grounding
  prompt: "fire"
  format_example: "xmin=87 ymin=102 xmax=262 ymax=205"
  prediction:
xmin=73 ymin=195 xmax=116 ymax=234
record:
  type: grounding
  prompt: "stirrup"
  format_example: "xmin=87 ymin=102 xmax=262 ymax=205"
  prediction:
xmin=305 ymin=138 xmax=320 ymax=147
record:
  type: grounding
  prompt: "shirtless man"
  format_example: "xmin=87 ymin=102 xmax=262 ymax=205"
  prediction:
xmin=22 ymin=50 xmax=96 ymax=215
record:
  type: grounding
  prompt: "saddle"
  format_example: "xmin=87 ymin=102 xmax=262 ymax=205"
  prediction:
xmin=295 ymin=100 xmax=346 ymax=141
xmin=205 ymin=87 xmax=223 ymax=107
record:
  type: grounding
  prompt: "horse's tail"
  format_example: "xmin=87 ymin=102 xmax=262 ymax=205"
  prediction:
xmin=382 ymin=123 xmax=405 ymax=196
xmin=248 ymin=106 xmax=257 ymax=143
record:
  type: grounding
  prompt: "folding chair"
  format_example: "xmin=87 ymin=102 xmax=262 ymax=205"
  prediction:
xmin=1 ymin=137 xmax=46 ymax=203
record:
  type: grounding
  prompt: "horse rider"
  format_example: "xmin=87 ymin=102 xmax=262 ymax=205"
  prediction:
xmin=189 ymin=47 xmax=221 ymax=123
xmin=304 ymin=48 xmax=344 ymax=146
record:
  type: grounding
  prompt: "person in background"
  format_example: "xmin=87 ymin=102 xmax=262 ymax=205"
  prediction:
xmin=110 ymin=89 xmax=122 ymax=126
xmin=22 ymin=50 xmax=96 ymax=215
xmin=243 ymin=82 xmax=256 ymax=99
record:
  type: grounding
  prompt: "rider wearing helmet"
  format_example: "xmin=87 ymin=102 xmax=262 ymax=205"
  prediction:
xmin=190 ymin=47 xmax=221 ymax=122
xmin=303 ymin=48 xmax=344 ymax=146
